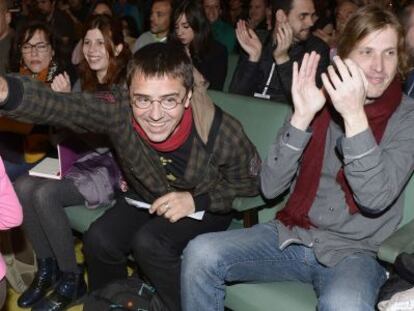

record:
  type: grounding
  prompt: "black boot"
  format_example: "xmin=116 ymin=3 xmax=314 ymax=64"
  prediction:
xmin=17 ymin=257 xmax=61 ymax=308
xmin=31 ymin=268 xmax=87 ymax=311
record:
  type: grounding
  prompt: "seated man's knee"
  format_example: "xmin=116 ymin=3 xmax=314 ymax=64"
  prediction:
xmin=318 ymin=285 xmax=376 ymax=311
xmin=83 ymin=223 xmax=123 ymax=263
xmin=131 ymin=228 xmax=171 ymax=264
xmin=182 ymin=234 xmax=223 ymax=275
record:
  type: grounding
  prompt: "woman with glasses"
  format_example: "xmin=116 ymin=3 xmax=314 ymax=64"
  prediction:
xmin=13 ymin=15 xmax=130 ymax=311
xmin=170 ymin=0 xmax=228 ymax=91
xmin=0 ymin=22 xmax=66 ymax=181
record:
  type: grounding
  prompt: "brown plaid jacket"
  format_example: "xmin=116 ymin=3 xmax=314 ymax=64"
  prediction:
xmin=3 ymin=75 xmax=260 ymax=213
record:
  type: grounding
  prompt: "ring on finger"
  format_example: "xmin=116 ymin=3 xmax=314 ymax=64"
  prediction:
xmin=164 ymin=202 xmax=170 ymax=210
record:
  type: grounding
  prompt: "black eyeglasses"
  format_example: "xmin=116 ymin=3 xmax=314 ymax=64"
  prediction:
xmin=131 ymin=93 xmax=188 ymax=110
xmin=21 ymin=42 xmax=50 ymax=54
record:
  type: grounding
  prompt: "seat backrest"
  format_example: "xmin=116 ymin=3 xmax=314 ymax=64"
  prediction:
xmin=401 ymin=175 xmax=414 ymax=226
xmin=208 ymin=90 xmax=290 ymax=222
xmin=223 ymin=53 xmax=239 ymax=93
xmin=207 ymin=90 xmax=290 ymax=159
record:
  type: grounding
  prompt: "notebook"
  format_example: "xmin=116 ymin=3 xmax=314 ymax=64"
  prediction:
xmin=28 ymin=142 xmax=85 ymax=180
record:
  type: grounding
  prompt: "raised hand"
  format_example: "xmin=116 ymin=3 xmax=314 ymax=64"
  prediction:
xmin=51 ymin=72 xmax=71 ymax=93
xmin=290 ymin=52 xmax=326 ymax=130
xmin=273 ymin=21 xmax=293 ymax=64
xmin=235 ymin=20 xmax=262 ymax=62
xmin=313 ymin=29 xmax=337 ymax=48
xmin=321 ymin=56 xmax=368 ymax=137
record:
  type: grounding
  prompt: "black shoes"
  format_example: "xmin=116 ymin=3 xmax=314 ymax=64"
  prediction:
xmin=17 ymin=257 xmax=61 ymax=308
xmin=31 ymin=269 xmax=87 ymax=311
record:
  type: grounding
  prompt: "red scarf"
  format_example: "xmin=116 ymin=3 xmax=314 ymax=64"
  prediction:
xmin=277 ymin=77 xmax=402 ymax=229
xmin=132 ymin=106 xmax=193 ymax=152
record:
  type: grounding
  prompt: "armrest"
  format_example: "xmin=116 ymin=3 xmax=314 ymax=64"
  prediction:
xmin=378 ymin=219 xmax=414 ymax=264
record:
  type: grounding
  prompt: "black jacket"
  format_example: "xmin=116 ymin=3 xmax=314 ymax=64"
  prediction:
xmin=230 ymin=35 xmax=330 ymax=103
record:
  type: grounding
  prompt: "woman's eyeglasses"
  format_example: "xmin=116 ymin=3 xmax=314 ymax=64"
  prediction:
xmin=21 ymin=42 xmax=50 ymax=54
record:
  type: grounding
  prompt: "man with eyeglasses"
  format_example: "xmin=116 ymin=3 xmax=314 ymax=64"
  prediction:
xmin=0 ymin=42 xmax=260 ymax=311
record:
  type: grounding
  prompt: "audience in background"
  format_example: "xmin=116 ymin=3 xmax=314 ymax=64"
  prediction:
xmin=202 ymin=0 xmax=237 ymax=53
xmin=0 ymin=0 xmax=13 ymax=75
xmin=248 ymin=0 xmax=268 ymax=30
xmin=248 ymin=0 xmax=270 ymax=43
xmin=14 ymin=15 xmax=129 ymax=311
xmin=0 ymin=22 xmax=65 ymax=181
xmin=230 ymin=0 xmax=330 ymax=102
xmin=89 ymin=0 xmax=114 ymax=16
xmin=35 ymin=0 xmax=76 ymax=57
xmin=113 ymin=0 xmax=143 ymax=34
xmin=171 ymin=0 xmax=228 ymax=91
xmin=121 ymin=15 xmax=140 ymax=50
xmin=71 ymin=0 xmax=114 ymax=66
xmin=229 ymin=0 xmax=246 ymax=26
xmin=132 ymin=0 xmax=172 ymax=52
xmin=57 ymin=0 xmax=90 ymax=39
xmin=313 ymin=0 xmax=359 ymax=49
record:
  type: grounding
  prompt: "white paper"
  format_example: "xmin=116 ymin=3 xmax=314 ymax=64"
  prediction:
xmin=124 ymin=197 xmax=205 ymax=220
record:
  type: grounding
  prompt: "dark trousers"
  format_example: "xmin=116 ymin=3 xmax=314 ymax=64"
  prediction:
xmin=14 ymin=175 xmax=84 ymax=273
xmin=83 ymin=196 xmax=233 ymax=311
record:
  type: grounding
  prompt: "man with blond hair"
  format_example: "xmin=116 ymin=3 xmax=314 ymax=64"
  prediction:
xmin=182 ymin=5 xmax=414 ymax=310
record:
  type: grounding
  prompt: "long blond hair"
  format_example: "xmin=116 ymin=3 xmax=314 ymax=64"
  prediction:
xmin=337 ymin=4 xmax=409 ymax=78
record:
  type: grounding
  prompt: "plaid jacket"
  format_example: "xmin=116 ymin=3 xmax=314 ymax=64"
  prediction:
xmin=2 ymin=75 xmax=260 ymax=213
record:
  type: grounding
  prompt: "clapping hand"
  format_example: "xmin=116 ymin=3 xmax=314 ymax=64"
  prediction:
xmin=321 ymin=56 xmax=369 ymax=137
xmin=273 ymin=21 xmax=293 ymax=64
xmin=290 ymin=52 xmax=326 ymax=130
xmin=235 ymin=20 xmax=262 ymax=62
xmin=51 ymin=72 xmax=71 ymax=93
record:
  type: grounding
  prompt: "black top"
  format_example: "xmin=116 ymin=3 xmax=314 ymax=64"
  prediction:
xmin=229 ymin=35 xmax=330 ymax=103
xmin=192 ymin=40 xmax=228 ymax=91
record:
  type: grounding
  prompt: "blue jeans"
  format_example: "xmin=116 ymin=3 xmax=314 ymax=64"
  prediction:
xmin=181 ymin=221 xmax=387 ymax=311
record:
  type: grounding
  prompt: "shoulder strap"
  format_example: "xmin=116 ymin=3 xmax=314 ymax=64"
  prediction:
xmin=205 ymin=106 xmax=223 ymax=154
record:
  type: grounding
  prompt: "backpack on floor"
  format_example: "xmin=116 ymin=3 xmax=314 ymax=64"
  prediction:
xmin=83 ymin=275 xmax=168 ymax=311
xmin=0 ymin=228 xmax=37 ymax=293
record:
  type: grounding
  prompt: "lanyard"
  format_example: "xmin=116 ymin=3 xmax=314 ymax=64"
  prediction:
xmin=254 ymin=62 xmax=276 ymax=100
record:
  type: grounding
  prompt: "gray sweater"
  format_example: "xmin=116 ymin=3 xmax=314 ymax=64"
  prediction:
xmin=261 ymin=95 xmax=414 ymax=267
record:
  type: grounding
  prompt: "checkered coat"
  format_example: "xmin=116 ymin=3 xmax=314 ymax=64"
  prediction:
xmin=2 ymin=74 xmax=260 ymax=213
